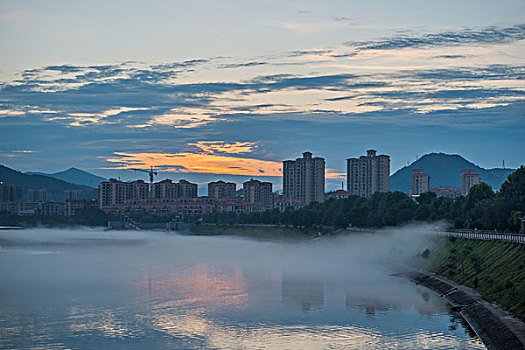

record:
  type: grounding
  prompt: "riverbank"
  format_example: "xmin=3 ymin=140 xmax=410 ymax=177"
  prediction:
xmin=407 ymin=270 xmax=525 ymax=350
xmin=431 ymin=237 xmax=525 ymax=321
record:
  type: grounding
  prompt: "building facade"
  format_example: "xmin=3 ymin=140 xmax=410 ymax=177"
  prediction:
xmin=208 ymin=180 xmax=236 ymax=199
xmin=64 ymin=189 xmax=82 ymax=201
xmin=430 ymin=186 xmax=461 ymax=198
xmin=243 ymin=179 xmax=273 ymax=205
xmin=178 ymin=180 xmax=198 ymax=198
xmin=0 ymin=183 xmax=22 ymax=203
xmin=98 ymin=179 xmax=149 ymax=208
xmin=409 ymin=169 xmax=430 ymax=196
xmin=28 ymin=188 xmax=47 ymax=202
xmin=325 ymin=189 xmax=350 ymax=200
xmin=151 ymin=179 xmax=198 ymax=199
xmin=283 ymin=152 xmax=325 ymax=204
xmin=347 ymin=149 xmax=390 ymax=198
xmin=461 ymin=169 xmax=481 ymax=196
xmin=151 ymin=179 xmax=179 ymax=198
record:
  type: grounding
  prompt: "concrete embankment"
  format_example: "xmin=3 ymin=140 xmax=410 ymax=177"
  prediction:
xmin=408 ymin=270 xmax=525 ymax=350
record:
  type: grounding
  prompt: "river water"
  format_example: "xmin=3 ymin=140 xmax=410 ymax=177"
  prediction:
xmin=0 ymin=228 xmax=485 ymax=349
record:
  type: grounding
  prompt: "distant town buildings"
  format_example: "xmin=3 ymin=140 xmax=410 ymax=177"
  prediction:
xmin=208 ymin=180 xmax=236 ymax=199
xmin=0 ymin=182 xmax=23 ymax=213
xmin=0 ymin=151 xmax=500 ymax=218
xmin=0 ymin=182 xmax=22 ymax=203
xmin=64 ymin=189 xmax=82 ymax=201
xmin=65 ymin=199 xmax=95 ymax=216
xmin=39 ymin=202 xmax=65 ymax=216
xmin=283 ymin=152 xmax=325 ymax=205
xmin=28 ymin=188 xmax=47 ymax=202
xmin=243 ymin=179 xmax=273 ymax=205
xmin=409 ymin=169 xmax=430 ymax=196
xmin=347 ymin=150 xmax=390 ymax=198
xmin=461 ymin=169 xmax=481 ymax=196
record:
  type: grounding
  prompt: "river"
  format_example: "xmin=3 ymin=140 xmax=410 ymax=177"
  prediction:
xmin=0 ymin=228 xmax=485 ymax=349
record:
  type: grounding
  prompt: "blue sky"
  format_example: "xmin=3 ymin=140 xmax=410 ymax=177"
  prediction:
xmin=1 ymin=0 xmax=524 ymax=191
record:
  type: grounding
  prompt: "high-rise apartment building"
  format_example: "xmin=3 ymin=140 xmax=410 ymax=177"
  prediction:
xmin=98 ymin=179 xmax=149 ymax=208
xmin=64 ymin=189 xmax=82 ymax=201
xmin=283 ymin=152 xmax=325 ymax=204
xmin=409 ymin=169 xmax=430 ymax=196
xmin=0 ymin=182 xmax=22 ymax=203
xmin=243 ymin=179 xmax=273 ymax=205
xmin=178 ymin=179 xmax=198 ymax=198
xmin=151 ymin=179 xmax=198 ymax=199
xmin=151 ymin=179 xmax=179 ymax=198
xmin=28 ymin=188 xmax=47 ymax=202
xmin=208 ymin=180 xmax=236 ymax=199
xmin=347 ymin=149 xmax=390 ymax=198
xmin=461 ymin=169 xmax=480 ymax=196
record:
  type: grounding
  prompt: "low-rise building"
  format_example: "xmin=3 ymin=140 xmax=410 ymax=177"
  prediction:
xmin=325 ymin=189 xmax=350 ymax=200
xmin=65 ymin=199 xmax=97 ymax=216
xmin=38 ymin=202 xmax=65 ymax=216
xmin=274 ymin=198 xmax=306 ymax=212
xmin=218 ymin=202 xmax=272 ymax=214
xmin=102 ymin=197 xmax=215 ymax=216
xmin=430 ymin=186 xmax=461 ymax=198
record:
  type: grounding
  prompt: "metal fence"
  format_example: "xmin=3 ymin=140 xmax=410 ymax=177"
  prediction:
xmin=434 ymin=231 xmax=525 ymax=244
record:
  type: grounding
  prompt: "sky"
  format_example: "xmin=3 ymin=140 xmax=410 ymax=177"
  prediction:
xmin=1 ymin=0 xmax=524 ymax=192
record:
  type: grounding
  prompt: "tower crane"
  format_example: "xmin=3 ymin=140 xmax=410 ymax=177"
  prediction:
xmin=130 ymin=166 xmax=158 ymax=193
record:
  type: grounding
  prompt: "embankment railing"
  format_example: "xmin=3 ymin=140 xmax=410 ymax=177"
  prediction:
xmin=434 ymin=231 xmax=525 ymax=244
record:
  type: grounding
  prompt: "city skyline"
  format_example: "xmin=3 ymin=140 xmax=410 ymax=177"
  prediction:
xmin=1 ymin=1 xmax=524 ymax=191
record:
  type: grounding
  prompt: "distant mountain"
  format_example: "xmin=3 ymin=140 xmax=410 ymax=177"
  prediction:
xmin=27 ymin=167 xmax=106 ymax=188
xmin=390 ymin=153 xmax=516 ymax=193
xmin=1 ymin=164 xmax=98 ymax=202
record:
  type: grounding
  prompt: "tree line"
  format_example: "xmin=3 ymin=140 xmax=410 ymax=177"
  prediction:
xmin=203 ymin=166 xmax=525 ymax=232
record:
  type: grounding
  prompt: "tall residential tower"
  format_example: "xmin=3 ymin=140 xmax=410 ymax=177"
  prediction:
xmin=283 ymin=152 xmax=325 ymax=204
xmin=347 ymin=149 xmax=390 ymax=198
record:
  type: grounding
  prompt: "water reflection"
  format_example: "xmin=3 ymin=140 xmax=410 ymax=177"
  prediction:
xmin=282 ymin=277 xmax=324 ymax=311
xmin=0 ymin=228 xmax=485 ymax=349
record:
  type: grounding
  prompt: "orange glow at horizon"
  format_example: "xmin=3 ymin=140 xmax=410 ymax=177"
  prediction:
xmin=105 ymin=151 xmax=344 ymax=179
xmin=106 ymin=151 xmax=283 ymax=176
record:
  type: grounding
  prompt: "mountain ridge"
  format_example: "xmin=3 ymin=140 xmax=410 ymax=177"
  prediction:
xmin=1 ymin=165 xmax=98 ymax=202
xmin=390 ymin=152 xmax=515 ymax=193
xmin=27 ymin=167 xmax=106 ymax=188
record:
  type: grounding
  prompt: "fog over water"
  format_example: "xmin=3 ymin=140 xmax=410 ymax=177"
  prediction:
xmin=0 ymin=226 xmax=485 ymax=349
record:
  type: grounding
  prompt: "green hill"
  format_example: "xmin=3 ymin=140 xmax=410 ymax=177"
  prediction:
xmin=0 ymin=164 xmax=98 ymax=202
xmin=390 ymin=153 xmax=515 ymax=193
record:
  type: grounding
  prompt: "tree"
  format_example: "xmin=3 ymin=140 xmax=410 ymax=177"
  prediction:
xmin=499 ymin=166 xmax=525 ymax=212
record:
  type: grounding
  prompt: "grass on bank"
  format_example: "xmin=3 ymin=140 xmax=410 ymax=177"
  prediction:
xmin=431 ymin=237 xmax=525 ymax=321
